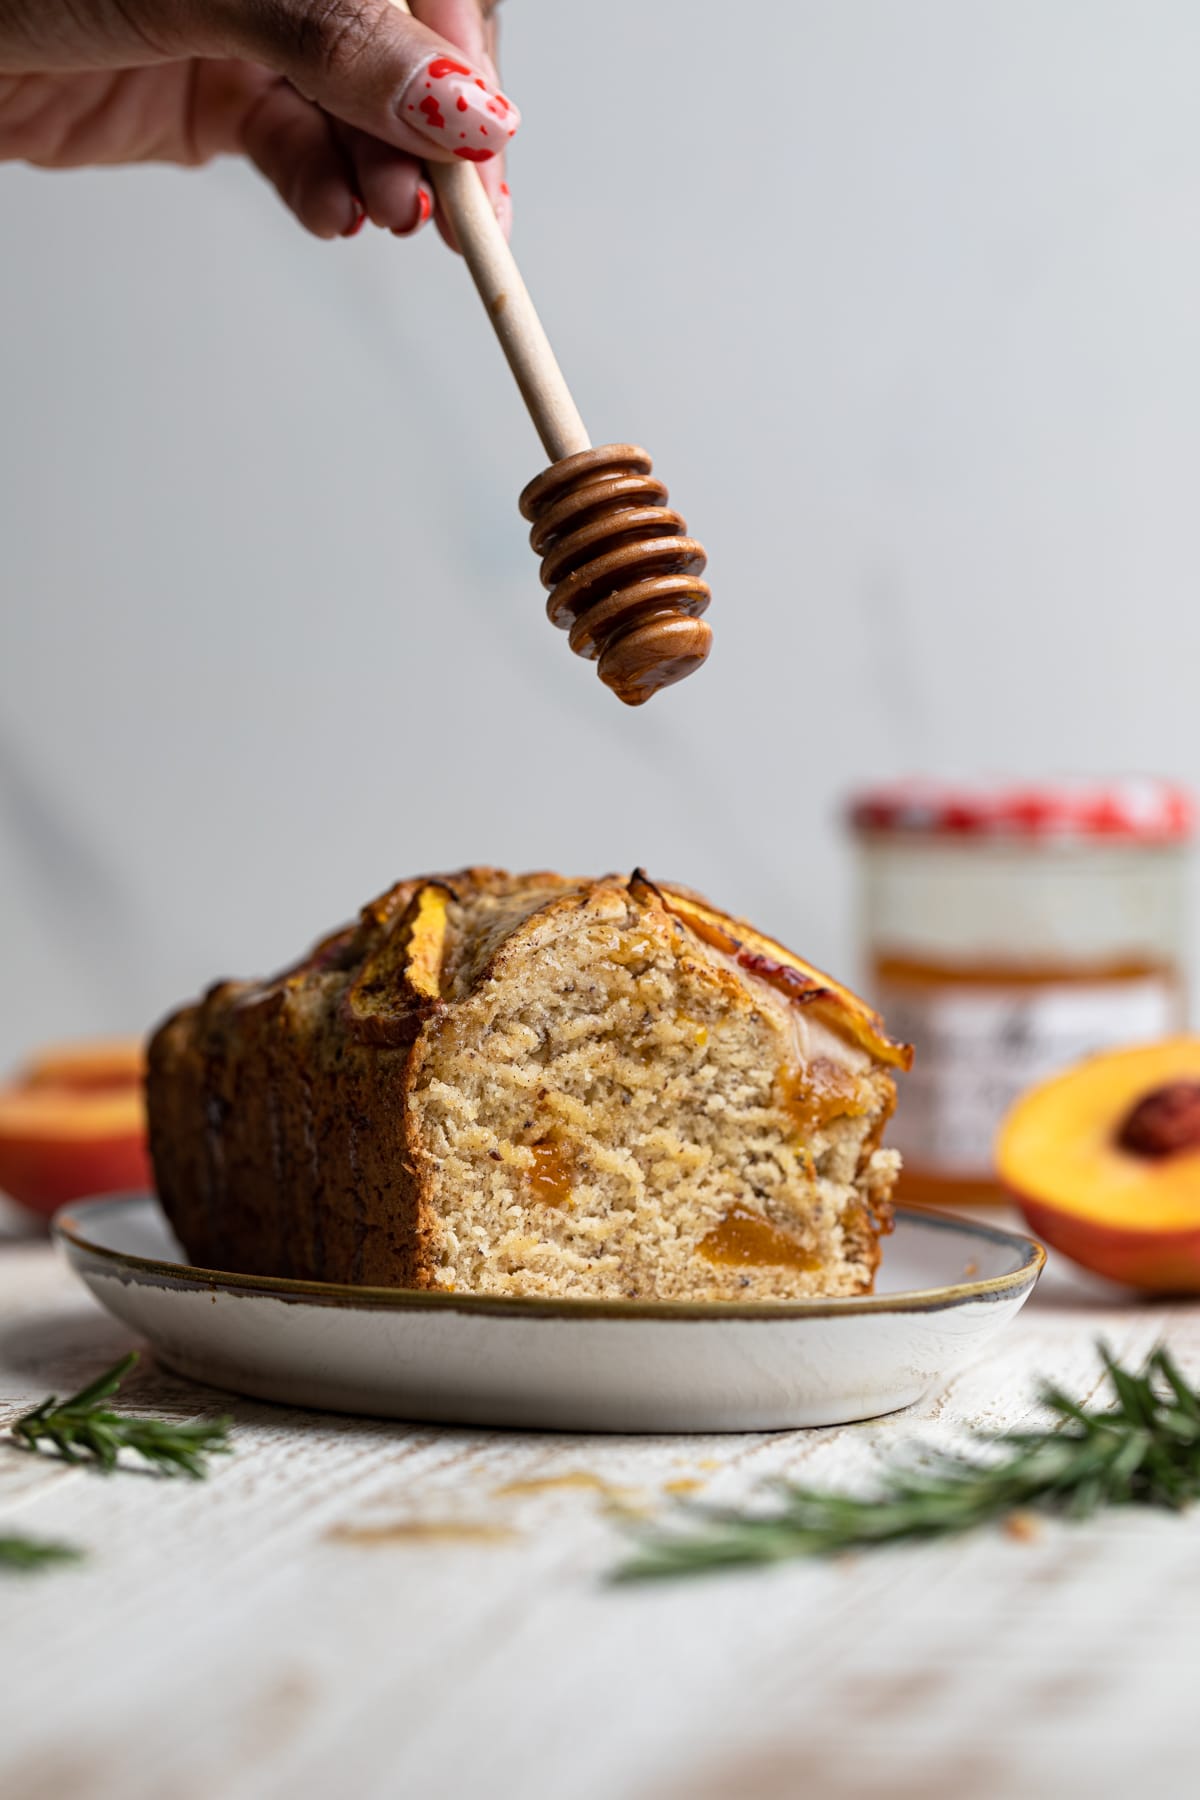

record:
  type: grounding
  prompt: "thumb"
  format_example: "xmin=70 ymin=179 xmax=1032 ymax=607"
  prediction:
xmin=229 ymin=0 xmax=519 ymax=165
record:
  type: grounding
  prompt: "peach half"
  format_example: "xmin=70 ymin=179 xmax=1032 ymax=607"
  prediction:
xmin=0 ymin=1037 xmax=151 ymax=1218
xmin=997 ymin=1038 xmax=1200 ymax=1292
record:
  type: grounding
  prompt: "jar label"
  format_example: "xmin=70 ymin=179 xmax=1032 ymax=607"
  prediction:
xmin=879 ymin=977 xmax=1180 ymax=1178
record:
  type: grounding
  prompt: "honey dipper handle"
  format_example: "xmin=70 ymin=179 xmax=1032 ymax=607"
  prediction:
xmin=427 ymin=162 xmax=591 ymax=463
xmin=386 ymin=0 xmax=590 ymax=461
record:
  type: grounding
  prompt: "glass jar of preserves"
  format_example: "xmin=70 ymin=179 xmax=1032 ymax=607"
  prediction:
xmin=848 ymin=779 xmax=1194 ymax=1206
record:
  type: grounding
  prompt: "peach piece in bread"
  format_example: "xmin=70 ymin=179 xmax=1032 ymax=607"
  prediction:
xmin=997 ymin=1039 xmax=1200 ymax=1292
xmin=0 ymin=1037 xmax=151 ymax=1218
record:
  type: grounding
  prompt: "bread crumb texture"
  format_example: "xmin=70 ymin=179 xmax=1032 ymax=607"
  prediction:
xmin=147 ymin=870 xmax=906 ymax=1302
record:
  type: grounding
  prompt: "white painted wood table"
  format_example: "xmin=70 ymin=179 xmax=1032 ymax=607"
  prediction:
xmin=2 ymin=1221 xmax=1199 ymax=1800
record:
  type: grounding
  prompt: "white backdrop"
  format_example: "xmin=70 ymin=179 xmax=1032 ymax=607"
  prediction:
xmin=2 ymin=0 xmax=1199 ymax=1065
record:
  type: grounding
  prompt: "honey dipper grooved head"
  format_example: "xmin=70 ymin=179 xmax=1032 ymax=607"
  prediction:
xmin=519 ymin=444 xmax=712 ymax=706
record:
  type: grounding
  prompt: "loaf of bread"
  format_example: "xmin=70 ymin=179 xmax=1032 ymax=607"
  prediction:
xmin=147 ymin=869 xmax=911 ymax=1301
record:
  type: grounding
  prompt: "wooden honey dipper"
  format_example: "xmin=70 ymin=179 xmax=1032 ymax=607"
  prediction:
xmin=517 ymin=444 xmax=711 ymax=705
xmin=397 ymin=39 xmax=712 ymax=703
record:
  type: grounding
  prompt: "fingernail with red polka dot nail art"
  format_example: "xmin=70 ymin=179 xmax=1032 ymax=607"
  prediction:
xmin=399 ymin=53 xmax=521 ymax=162
xmin=494 ymin=181 xmax=513 ymax=236
xmin=393 ymin=187 xmax=433 ymax=237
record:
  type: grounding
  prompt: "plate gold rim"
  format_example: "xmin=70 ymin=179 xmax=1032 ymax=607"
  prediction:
xmin=54 ymin=1195 xmax=1045 ymax=1323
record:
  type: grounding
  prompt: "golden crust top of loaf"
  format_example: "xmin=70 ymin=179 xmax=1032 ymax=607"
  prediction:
xmin=227 ymin=867 xmax=911 ymax=1071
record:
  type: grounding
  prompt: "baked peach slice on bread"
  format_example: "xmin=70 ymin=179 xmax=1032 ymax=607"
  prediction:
xmin=997 ymin=1039 xmax=1200 ymax=1292
xmin=0 ymin=1037 xmax=151 ymax=1217
xmin=640 ymin=877 xmax=912 ymax=1072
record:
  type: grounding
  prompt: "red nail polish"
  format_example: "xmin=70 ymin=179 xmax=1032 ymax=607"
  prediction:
xmin=401 ymin=53 xmax=521 ymax=152
xmin=342 ymin=203 xmax=366 ymax=239
xmin=393 ymin=188 xmax=433 ymax=237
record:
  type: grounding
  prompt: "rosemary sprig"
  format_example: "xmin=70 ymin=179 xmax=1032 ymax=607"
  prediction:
xmin=0 ymin=1533 xmax=82 ymax=1572
xmin=616 ymin=1343 xmax=1200 ymax=1581
xmin=10 ymin=1352 xmax=232 ymax=1479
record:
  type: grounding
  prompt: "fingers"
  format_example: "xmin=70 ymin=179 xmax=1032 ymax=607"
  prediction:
xmin=412 ymin=1 xmax=496 ymax=84
xmin=338 ymin=2 xmax=514 ymax=250
xmin=0 ymin=0 xmax=516 ymax=250
xmin=189 ymin=1 xmax=515 ymax=247
xmin=239 ymin=77 xmax=436 ymax=240
xmin=240 ymin=77 xmax=363 ymax=239
xmin=335 ymin=124 xmax=432 ymax=236
xmin=333 ymin=127 xmax=504 ymax=250
xmin=227 ymin=0 xmax=519 ymax=168
xmin=412 ymin=2 xmax=511 ymax=247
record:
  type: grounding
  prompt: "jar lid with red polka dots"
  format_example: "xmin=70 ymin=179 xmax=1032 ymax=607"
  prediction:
xmin=847 ymin=778 xmax=1195 ymax=842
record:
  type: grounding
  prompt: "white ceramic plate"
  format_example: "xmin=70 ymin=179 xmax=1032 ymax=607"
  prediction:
xmin=55 ymin=1195 xmax=1044 ymax=1433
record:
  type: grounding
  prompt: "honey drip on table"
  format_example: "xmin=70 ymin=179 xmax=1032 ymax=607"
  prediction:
xmin=519 ymin=445 xmax=712 ymax=706
xmin=526 ymin=1140 xmax=575 ymax=1207
xmin=699 ymin=1203 xmax=821 ymax=1271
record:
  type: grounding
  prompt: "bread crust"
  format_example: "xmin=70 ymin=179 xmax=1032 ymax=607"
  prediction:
xmin=147 ymin=870 xmax=905 ymax=1293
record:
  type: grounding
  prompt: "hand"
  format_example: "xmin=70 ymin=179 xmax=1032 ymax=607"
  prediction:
xmin=0 ymin=0 xmax=517 ymax=243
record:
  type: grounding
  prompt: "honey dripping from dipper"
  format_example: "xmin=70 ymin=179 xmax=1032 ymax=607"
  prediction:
xmin=519 ymin=445 xmax=712 ymax=705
